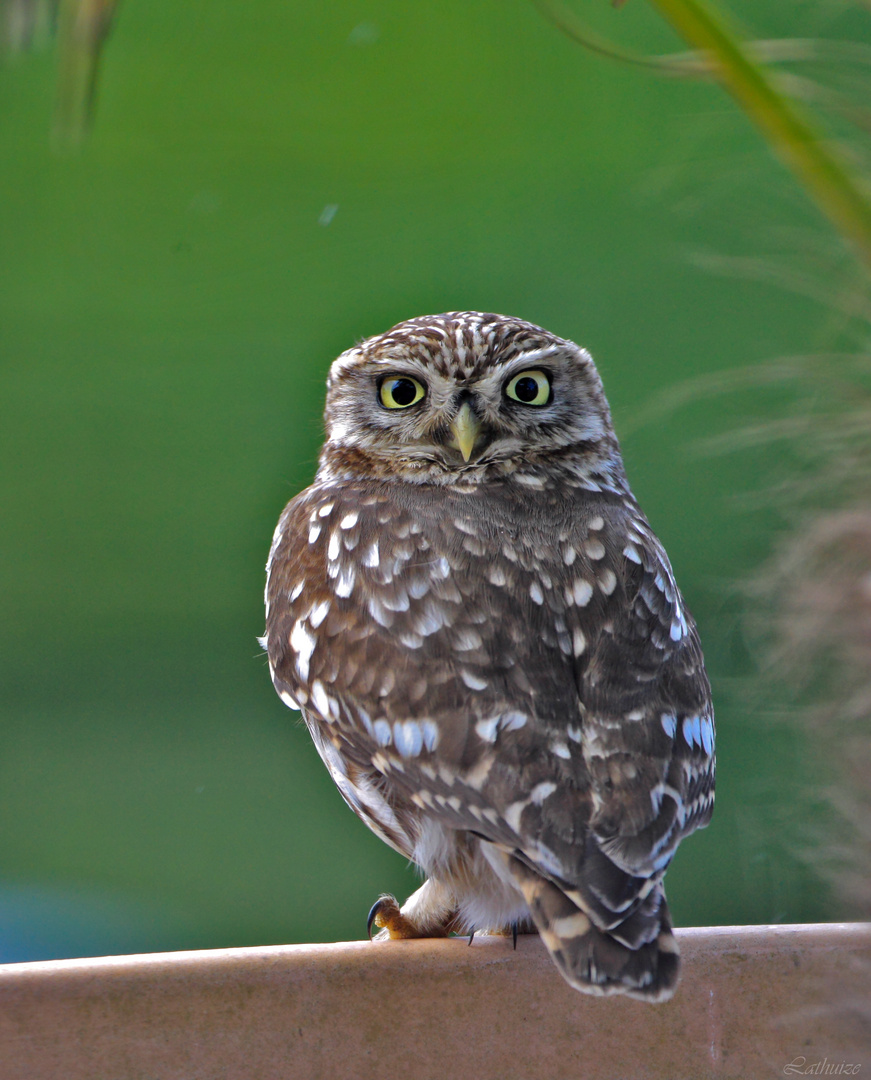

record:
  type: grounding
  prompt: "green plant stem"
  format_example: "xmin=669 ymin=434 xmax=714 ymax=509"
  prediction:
xmin=644 ymin=0 xmax=871 ymax=274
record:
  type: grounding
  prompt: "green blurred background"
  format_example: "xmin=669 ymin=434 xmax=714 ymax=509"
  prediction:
xmin=1 ymin=0 xmax=860 ymax=962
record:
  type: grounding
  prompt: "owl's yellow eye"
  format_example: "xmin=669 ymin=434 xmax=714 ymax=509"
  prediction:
xmin=505 ymin=369 xmax=551 ymax=406
xmin=379 ymin=375 xmax=426 ymax=410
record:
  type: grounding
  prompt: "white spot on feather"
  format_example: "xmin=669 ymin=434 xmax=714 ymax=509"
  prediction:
xmin=700 ymin=715 xmax=714 ymax=755
xmin=487 ymin=565 xmax=507 ymax=587
xmin=475 ymin=717 xmax=499 ymax=742
xmin=411 ymin=605 xmax=445 ymax=638
xmin=310 ymin=680 xmax=331 ymax=719
xmin=335 ymin=565 xmax=355 ymax=598
xmin=682 ymin=715 xmax=703 ymax=749
xmin=623 ymin=542 xmax=642 ymax=565
xmin=432 ymin=556 xmax=451 ymax=580
xmin=598 ymin=569 xmax=617 ymax=595
xmin=501 ymin=711 xmax=527 ymax=731
xmin=530 ymin=781 xmax=557 ymax=804
xmin=461 ymin=671 xmax=488 ymax=691
xmin=573 ymin=579 xmax=594 ymax=607
xmin=421 ymin=720 xmax=439 ymax=751
xmin=407 ymin=578 xmax=431 ymax=600
xmin=393 ymin=721 xmax=424 ymax=757
xmin=279 ymin=689 xmax=300 ymax=711
xmin=504 ymin=800 xmax=528 ymax=832
xmin=290 ymin=620 xmax=316 ymax=682
xmin=551 ymin=912 xmax=591 ymax=939
xmin=366 ymin=596 xmax=393 ymax=628
xmin=357 ymin=707 xmax=374 ymax=736
xmin=340 ymin=511 xmax=359 ymax=529
xmin=308 ymin=600 xmax=330 ymax=628
xmin=373 ymin=719 xmax=392 ymax=747
xmin=381 ymin=589 xmax=410 ymax=613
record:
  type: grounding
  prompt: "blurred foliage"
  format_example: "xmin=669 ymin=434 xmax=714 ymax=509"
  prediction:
xmin=1 ymin=0 xmax=869 ymax=962
xmin=52 ymin=0 xmax=119 ymax=150
xmin=1 ymin=0 xmax=56 ymax=54
xmin=1 ymin=0 xmax=118 ymax=148
xmin=537 ymin=0 xmax=871 ymax=272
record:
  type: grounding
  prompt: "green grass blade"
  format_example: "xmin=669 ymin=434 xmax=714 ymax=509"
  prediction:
xmin=644 ymin=0 xmax=871 ymax=273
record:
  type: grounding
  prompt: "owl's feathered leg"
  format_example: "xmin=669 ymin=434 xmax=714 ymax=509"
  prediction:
xmin=368 ymin=878 xmax=459 ymax=940
xmin=503 ymin=854 xmax=680 ymax=1002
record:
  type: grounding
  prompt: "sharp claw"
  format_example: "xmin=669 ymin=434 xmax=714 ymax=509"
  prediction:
xmin=468 ymin=928 xmax=476 ymax=946
xmin=366 ymin=899 xmax=383 ymax=941
xmin=512 ymin=922 xmax=518 ymax=950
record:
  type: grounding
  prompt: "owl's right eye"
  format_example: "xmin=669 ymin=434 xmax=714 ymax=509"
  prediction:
xmin=379 ymin=375 xmax=426 ymax=410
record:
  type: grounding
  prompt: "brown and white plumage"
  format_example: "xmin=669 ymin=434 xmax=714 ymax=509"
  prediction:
xmin=264 ymin=312 xmax=714 ymax=1001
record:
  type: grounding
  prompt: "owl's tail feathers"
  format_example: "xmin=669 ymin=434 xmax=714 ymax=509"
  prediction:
xmin=506 ymin=855 xmax=679 ymax=1002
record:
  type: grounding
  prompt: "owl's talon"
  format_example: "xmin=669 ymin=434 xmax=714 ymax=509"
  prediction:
xmin=366 ymin=896 xmax=391 ymax=939
xmin=366 ymin=902 xmax=378 ymax=940
xmin=367 ymin=894 xmax=424 ymax=940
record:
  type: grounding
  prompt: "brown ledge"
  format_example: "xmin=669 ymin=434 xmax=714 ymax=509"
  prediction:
xmin=0 ymin=923 xmax=868 ymax=1079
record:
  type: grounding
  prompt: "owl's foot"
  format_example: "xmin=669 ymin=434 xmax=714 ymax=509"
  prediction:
xmin=367 ymin=878 xmax=462 ymax=940
xmin=367 ymin=894 xmax=447 ymax=940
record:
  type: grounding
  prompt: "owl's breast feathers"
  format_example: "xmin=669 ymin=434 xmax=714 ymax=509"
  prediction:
xmin=264 ymin=474 xmax=714 ymax=998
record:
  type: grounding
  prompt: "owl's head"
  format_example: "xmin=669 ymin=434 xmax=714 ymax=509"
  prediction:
xmin=317 ymin=312 xmax=625 ymax=488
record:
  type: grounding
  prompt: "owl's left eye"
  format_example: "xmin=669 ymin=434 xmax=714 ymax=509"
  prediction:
xmin=379 ymin=375 xmax=426 ymax=410
xmin=505 ymin=369 xmax=551 ymax=406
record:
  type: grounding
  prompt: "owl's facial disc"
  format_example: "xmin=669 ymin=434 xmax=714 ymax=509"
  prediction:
xmin=319 ymin=316 xmax=621 ymax=486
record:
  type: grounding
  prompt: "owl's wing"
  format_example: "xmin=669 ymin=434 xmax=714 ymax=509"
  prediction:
xmin=553 ymin=509 xmax=715 ymax=884
xmin=473 ymin=504 xmax=714 ymax=1000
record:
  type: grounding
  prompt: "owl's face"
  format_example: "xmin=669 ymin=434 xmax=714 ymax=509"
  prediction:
xmin=318 ymin=312 xmax=620 ymax=486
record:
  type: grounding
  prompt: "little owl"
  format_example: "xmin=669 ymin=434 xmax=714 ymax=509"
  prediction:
xmin=263 ymin=311 xmax=714 ymax=1000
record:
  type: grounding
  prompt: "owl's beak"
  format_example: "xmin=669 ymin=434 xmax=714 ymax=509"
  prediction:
xmin=449 ymin=401 xmax=482 ymax=462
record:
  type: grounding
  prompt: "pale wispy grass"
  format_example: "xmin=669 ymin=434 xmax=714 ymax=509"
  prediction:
xmin=533 ymin=0 xmax=871 ymax=916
